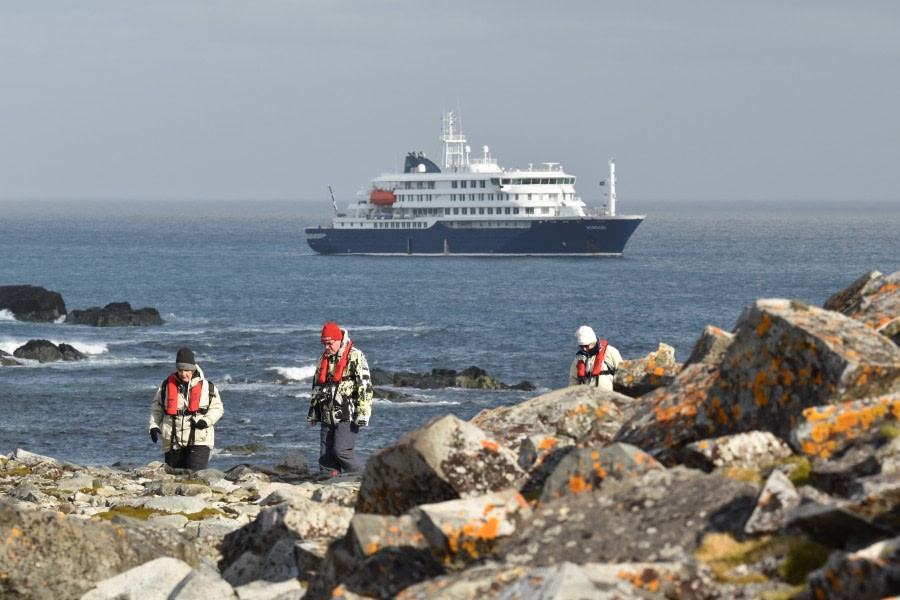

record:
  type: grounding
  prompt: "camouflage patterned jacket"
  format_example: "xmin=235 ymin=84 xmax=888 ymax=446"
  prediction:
xmin=308 ymin=341 xmax=373 ymax=426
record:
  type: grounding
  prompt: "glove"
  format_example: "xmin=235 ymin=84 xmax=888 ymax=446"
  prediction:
xmin=193 ymin=419 xmax=208 ymax=430
xmin=354 ymin=419 xmax=368 ymax=427
xmin=150 ymin=428 xmax=160 ymax=443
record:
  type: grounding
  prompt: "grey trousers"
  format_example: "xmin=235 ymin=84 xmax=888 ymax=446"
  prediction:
xmin=319 ymin=421 xmax=362 ymax=473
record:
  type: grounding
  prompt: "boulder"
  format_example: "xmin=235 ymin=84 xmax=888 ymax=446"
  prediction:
xmin=470 ymin=385 xmax=629 ymax=453
xmin=0 ymin=284 xmax=67 ymax=322
xmin=13 ymin=339 xmax=87 ymax=363
xmin=682 ymin=325 xmax=735 ymax=368
xmin=81 ymin=556 xmax=237 ymax=600
xmin=805 ymin=535 xmax=900 ymax=600
xmin=390 ymin=366 xmax=534 ymax=391
xmin=0 ymin=500 xmax=198 ymax=600
xmin=65 ymin=301 xmax=164 ymax=326
xmin=678 ymin=430 xmax=794 ymax=473
xmin=788 ymin=502 xmax=897 ymax=551
xmin=743 ymin=470 xmax=801 ymax=535
xmin=356 ymin=414 xmax=526 ymax=515
xmin=502 ymin=466 xmax=758 ymax=567
xmin=616 ymin=299 xmax=900 ymax=460
xmin=824 ymin=269 xmax=900 ymax=345
xmin=0 ymin=349 xmax=21 ymax=367
xmin=791 ymin=394 xmax=900 ymax=460
xmin=613 ymin=342 xmax=680 ymax=398
xmin=538 ymin=443 xmax=665 ymax=504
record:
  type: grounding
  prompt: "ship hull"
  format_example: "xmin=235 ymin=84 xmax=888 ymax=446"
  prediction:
xmin=305 ymin=217 xmax=643 ymax=256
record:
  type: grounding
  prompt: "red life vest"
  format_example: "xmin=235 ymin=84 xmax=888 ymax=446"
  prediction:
xmin=317 ymin=341 xmax=353 ymax=384
xmin=577 ymin=339 xmax=609 ymax=380
xmin=165 ymin=373 xmax=203 ymax=415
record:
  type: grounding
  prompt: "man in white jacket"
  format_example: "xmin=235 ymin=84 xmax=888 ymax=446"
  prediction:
xmin=149 ymin=347 xmax=225 ymax=470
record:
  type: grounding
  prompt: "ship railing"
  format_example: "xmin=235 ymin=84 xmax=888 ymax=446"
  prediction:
xmin=584 ymin=206 xmax=611 ymax=217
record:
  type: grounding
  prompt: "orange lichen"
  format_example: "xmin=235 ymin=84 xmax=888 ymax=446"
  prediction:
xmin=569 ymin=476 xmax=588 ymax=494
xmin=481 ymin=440 xmax=499 ymax=452
xmin=539 ymin=437 xmax=558 ymax=450
xmin=758 ymin=314 xmax=772 ymax=336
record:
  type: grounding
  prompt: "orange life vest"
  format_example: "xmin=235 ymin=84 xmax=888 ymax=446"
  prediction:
xmin=317 ymin=341 xmax=353 ymax=384
xmin=166 ymin=373 xmax=203 ymax=415
xmin=577 ymin=340 xmax=609 ymax=380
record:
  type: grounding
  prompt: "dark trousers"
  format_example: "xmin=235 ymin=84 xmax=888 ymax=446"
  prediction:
xmin=319 ymin=421 xmax=362 ymax=473
xmin=164 ymin=446 xmax=211 ymax=471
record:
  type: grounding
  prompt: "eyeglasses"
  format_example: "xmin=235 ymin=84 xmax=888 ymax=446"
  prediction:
xmin=322 ymin=339 xmax=339 ymax=346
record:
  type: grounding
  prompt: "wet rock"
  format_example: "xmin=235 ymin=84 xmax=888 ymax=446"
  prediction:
xmin=356 ymin=414 xmax=525 ymax=516
xmin=0 ymin=349 xmax=21 ymax=367
xmin=0 ymin=284 xmax=67 ymax=322
xmin=13 ymin=339 xmax=87 ymax=363
xmin=614 ymin=342 xmax=680 ymax=398
xmin=65 ymin=301 xmax=164 ymax=326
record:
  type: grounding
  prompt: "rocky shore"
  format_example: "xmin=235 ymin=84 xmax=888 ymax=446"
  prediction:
xmin=1 ymin=269 xmax=899 ymax=599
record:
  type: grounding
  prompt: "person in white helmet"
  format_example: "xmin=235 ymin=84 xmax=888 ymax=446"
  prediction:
xmin=569 ymin=325 xmax=622 ymax=390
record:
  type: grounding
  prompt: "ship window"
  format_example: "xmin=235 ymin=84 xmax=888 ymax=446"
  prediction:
xmin=541 ymin=207 xmax=550 ymax=214
xmin=460 ymin=180 xmax=467 ymax=189
xmin=453 ymin=208 xmax=459 ymax=214
xmin=470 ymin=194 xmax=475 ymax=201
xmin=541 ymin=179 xmax=548 ymax=184
xmin=452 ymin=181 xmax=458 ymax=188
xmin=479 ymin=180 xmax=486 ymax=188
xmin=428 ymin=181 xmax=435 ymax=189
xmin=513 ymin=208 xmax=519 ymax=214
xmin=417 ymin=182 xmax=423 ymax=189
xmin=491 ymin=178 xmax=500 ymax=186
xmin=461 ymin=207 xmax=468 ymax=215
xmin=478 ymin=207 xmax=485 ymax=215
xmin=487 ymin=207 xmax=493 ymax=215
xmin=505 ymin=207 xmax=511 ymax=214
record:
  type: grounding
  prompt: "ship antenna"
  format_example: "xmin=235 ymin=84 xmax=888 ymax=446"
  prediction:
xmin=328 ymin=185 xmax=338 ymax=214
xmin=608 ymin=159 xmax=616 ymax=216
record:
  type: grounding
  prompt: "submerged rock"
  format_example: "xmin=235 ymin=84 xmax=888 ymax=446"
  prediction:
xmin=65 ymin=301 xmax=164 ymax=327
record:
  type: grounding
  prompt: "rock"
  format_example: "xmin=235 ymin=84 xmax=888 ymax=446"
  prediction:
xmin=81 ymin=556 xmax=237 ymax=600
xmin=791 ymin=394 xmax=900 ymax=460
xmin=470 ymin=385 xmax=629 ymax=453
xmin=386 ymin=366 xmax=533 ymax=391
xmin=824 ymin=269 xmax=900 ymax=345
xmin=355 ymin=414 xmax=526 ymax=516
xmin=678 ymin=430 xmax=794 ymax=473
xmin=616 ymin=299 xmax=900 ymax=461
xmin=613 ymin=342 xmax=681 ymax=398
xmin=0 ymin=500 xmax=199 ymax=600
xmin=13 ymin=339 xmax=87 ymax=363
xmin=0 ymin=284 xmax=67 ymax=322
xmin=502 ymin=467 xmax=758 ymax=567
xmin=0 ymin=349 xmax=21 ymax=367
xmin=788 ymin=502 xmax=897 ymax=551
xmin=805 ymin=535 xmax=900 ymax=600
xmin=65 ymin=301 xmax=165 ymax=326
xmin=538 ymin=443 xmax=665 ymax=504
xmin=743 ymin=470 xmax=801 ymax=535
xmin=683 ymin=324 xmax=735 ymax=368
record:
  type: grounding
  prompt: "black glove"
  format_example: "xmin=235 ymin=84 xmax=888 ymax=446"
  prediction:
xmin=150 ymin=428 xmax=160 ymax=443
xmin=354 ymin=418 xmax=368 ymax=427
xmin=193 ymin=419 xmax=208 ymax=430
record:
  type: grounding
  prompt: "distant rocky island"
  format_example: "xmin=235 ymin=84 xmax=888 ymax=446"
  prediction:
xmin=1 ymin=269 xmax=898 ymax=599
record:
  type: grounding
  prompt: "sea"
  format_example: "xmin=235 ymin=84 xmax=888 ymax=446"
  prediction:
xmin=1 ymin=198 xmax=898 ymax=472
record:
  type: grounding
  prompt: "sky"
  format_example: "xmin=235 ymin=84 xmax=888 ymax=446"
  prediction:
xmin=1 ymin=1 xmax=898 ymax=205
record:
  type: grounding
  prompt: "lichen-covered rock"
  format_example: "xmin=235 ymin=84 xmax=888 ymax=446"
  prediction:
xmin=356 ymin=414 xmax=525 ymax=516
xmin=470 ymin=385 xmax=629 ymax=453
xmin=806 ymin=535 xmax=900 ymax=600
xmin=791 ymin=394 xmax=900 ymax=460
xmin=679 ymin=430 xmax=794 ymax=473
xmin=502 ymin=467 xmax=757 ymax=567
xmin=614 ymin=342 xmax=681 ymax=398
xmin=743 ymin=470 xmax=800 ymax=535
xmin=825 ymin=269 xmax=900 ymax=345
xmin=0 ymin=501 xmax=199 ymax=600
xmin=788 ymin=502 xmax=897 ymax=551
xmin=81 ymin=556 xmax=237 ymax=600
xmin=617 ymin=300 xmax=900 ymax=460
xmin=538 ymin=443 xmax=664 ymax=504
xmin=682 ymin=325 xmax=735 ymax=368
xmin=410 ymin=488 xmax=531 ymax=569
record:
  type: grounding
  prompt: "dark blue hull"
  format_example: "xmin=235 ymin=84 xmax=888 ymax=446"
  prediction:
xmin=305 ymin=217 xmax=643 ymax=256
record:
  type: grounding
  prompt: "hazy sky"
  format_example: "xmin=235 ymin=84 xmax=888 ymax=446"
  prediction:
xmin=1 ymin=1 xmax=898 ymax=204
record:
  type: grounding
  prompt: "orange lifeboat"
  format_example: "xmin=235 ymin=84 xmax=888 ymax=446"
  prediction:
xmin=370 ymin=189 xmax=396 ymax=205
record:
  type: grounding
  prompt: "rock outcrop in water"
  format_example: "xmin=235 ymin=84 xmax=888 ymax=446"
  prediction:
xmin=1 ymin=269 xmax=899 ymax=599
xmin=0 ymin=285 xmax=67 ymax=322
xmin=64 ymin=301 xmax=165 ymax=327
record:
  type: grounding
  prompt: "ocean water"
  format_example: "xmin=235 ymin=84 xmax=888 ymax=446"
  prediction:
xmin=1 ymin=198 xmax=898 ymax=471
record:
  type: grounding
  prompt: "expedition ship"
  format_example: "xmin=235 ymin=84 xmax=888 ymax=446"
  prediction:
xmin=305 ymin=112 xmax=644 ymax=256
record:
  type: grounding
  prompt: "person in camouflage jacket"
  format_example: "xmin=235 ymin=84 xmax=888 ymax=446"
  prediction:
xmin=308 ymin=322 xmax=373 ymax=473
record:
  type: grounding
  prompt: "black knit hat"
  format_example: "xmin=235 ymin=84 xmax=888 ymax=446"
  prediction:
xmin=175 ymin=347 xmax=197 ymax=371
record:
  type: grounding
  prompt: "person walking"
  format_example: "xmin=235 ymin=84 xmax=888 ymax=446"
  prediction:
xmin=308 ymin=322 xmax=373 ymax=474
xmin=148 ymin=347 xmax=224 ymax=471
xmin=569 ymin=325 xmax=623 ymax=390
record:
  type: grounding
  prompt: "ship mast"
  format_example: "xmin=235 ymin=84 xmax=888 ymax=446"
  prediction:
xmin=608 ymin=159 xmax=616 ymax=216
xmin=441 ymin=112 xmax=467 ymax=170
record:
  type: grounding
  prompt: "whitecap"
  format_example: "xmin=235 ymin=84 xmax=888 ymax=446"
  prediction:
xmin=54 ymin=315 xmax=66 ymax=324
xmin=48 ymin=339 xmax=109 ymax=355
xmin=271 ymin=365 xmax=317 ymax=383
xmin=0 ymin=309 xmax=16 ymax=321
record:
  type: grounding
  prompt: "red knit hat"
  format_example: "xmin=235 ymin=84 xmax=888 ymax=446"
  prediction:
xmin=321 ymin=322 xmax=342 ymax=342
